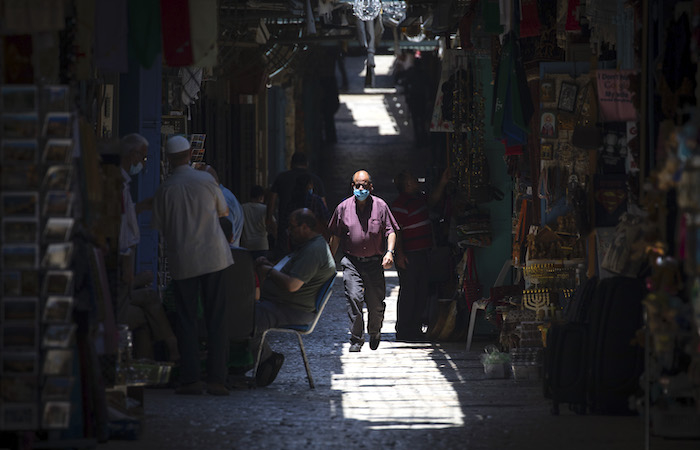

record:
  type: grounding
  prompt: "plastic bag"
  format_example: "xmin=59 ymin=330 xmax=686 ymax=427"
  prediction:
xmin=479 ymin=344 xmax=511 ymax=365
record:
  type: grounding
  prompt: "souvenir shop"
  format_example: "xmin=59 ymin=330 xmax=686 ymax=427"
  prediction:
xmin=424 ymin=0 xmax=700 ymax=441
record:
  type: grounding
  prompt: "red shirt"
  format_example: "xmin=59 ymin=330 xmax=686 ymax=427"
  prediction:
xmin=328 ymin=195 xmax=399 ymax=258
xmin=391 ymin=192 xmax=433 ymax=252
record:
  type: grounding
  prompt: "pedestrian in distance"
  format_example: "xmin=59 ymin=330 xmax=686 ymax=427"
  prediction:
xmin=267 ymin=152 xmax=327 ymax=261
xmin=241 ymin=184 xmax=270 ymax=261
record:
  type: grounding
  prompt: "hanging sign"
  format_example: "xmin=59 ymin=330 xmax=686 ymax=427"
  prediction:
xmin=596 ymin=70 xmax=638 ymax=122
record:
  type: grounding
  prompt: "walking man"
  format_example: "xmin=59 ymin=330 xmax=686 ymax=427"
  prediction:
xmin=151 ymin=135 xmax=233 ymax=396
xmin=328 ymin=170 xmax=399 ymax=352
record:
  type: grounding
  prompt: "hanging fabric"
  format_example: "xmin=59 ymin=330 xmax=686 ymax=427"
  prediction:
xmin=492 ymin=33 xmax=533 ymax=145
xmin=128 ymin=0 xmax=162 ymax=69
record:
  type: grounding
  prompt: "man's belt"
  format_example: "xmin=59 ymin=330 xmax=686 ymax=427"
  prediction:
xmin=345 ymin=254 xmax=381 ymax=263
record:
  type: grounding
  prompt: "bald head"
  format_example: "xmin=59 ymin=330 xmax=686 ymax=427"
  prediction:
xmin=203 ymin=165 xmax=220 ymax=184
xmin=352 ymin=170 xmax=372 ymax=184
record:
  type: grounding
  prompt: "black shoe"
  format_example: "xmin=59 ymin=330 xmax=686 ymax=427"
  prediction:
xmin=369 ymin=334 xmax=381 ymax=350
xmin=349 ymin=342 xmax=363 ymax=352
xmin=255 ymin=352 xmax=284 ymax=387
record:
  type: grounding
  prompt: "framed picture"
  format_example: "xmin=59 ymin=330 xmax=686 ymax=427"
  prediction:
xmin=43 ymin=271 xmax=74 ymax=297
xmin=1 ymin=139 xmax=38 ymax=163
xmin=2 ymin=270 xmax=39 ymax=296
xmin=43 ymin=217 xmax=75 ymax=243
xmin=42 ymin=85 xmax=71 ymax=112
xmin=43 ymin=401 xmax=71 ymax=429
xmin=2 ymin=85 xmax=37 ymax=113
xmin=43 ymin=296 xmax=74 ymax=323
xmin=2 ymin=324 xmax=39 ymax=350
xmin=2 ymin=218 xmax=39 ymax=244
xmin=540 ymin=78 xmax=555 ymax=103
xmin=1 ymin=297 xmax=39 ymax=322
xmin=43 ymin=191 xmax=73 ymax=217
xmin=541 ymin=143 xmax=554 ymax=160
xmin=558 ymin=81 xmax=578 ymax=113
xmin=1 ymin=352 xmax=39 ymax=375
xmin=42 ymin=113 xmax=72 ymax=139
xmin=42 ymin=242 xmax=73 ymax=269
xmin=42 ymin=139 xmax=73 ymax=164
xmin=540 ymin=111 xmax=557 ymax=138
xmin=1 ymin=403 xmax=39 ymax=430
xmin=2 ymin=245 xmax=39 ymax=269
xmin=1 ymin=376 xmax=38 ymax=403
xmin=1 ymin=163 xmax=41 ymax=190
xmin=2 ymin=113 xmax=39 ymax=138
xmin=42 ymin=377 xmax=74 ymax=401
xmin=43 ymin=349 xmax=74 ymax=376
xmin=43 ymin=324 xmax=76 ymax=349
xmin=558 ymin=111 xmax=576 ymax=131
xmin=2 ymin=191 xmax=39 ymax=217
xmin=42 ymin=165 xmax=72 ymax=191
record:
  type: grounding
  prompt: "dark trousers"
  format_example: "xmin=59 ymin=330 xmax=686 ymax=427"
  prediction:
xmin=173 ymin=267 xmax=230 ymax=385
xmin=396 ymin=249 xmax=430 ymax=338
xmin=341 ymin=255 xmax=386 ymax=345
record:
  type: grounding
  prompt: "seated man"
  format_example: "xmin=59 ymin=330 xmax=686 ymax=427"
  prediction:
xmin=251 ymin=208 xmax=336 ymax=386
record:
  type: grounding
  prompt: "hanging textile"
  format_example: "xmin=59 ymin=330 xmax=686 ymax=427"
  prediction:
xmin=519 ymin=0 xmax=541 ymax=38
xmin=482 ymin=0 xmax=503 ymax=34
xmin=160 ymin=0 xmax=217 ymax=68
xmin=128 ymin=0 xmax=162 ymax=69
xmin=492 ymin=33 xmax=534 ymax=145
xmin=95 ymin=0 xmax=128 ymax=73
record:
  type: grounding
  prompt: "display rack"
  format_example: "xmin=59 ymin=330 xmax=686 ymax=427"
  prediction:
xmin=1 ymin=84 xmax=78 ymax=433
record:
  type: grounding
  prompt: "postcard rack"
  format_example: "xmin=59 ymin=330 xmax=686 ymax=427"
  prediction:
xmin=1 ymin=84 xmax=78 ymax=432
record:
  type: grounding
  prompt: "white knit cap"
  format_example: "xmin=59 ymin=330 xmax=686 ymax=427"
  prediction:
xmin=165 ymin=135 xmax=190 ymax=154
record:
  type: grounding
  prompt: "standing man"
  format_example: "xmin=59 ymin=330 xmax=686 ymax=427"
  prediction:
xmin=252 ymin=208 xmax=337 ymax=386
xmin=151 ymin=135 xmax=233 ymax=396
xmin=117 ymin=133 xmax=179 ymax=361
xmin=267 ymin=152 xmax=327 ymax=260
xmin=391 ymin=168 xmax=450 ymax=342
xmin=328 ymin=170 xmax=399 ymax=352
xmin=199 ymin=164 xmax=244 ymax=247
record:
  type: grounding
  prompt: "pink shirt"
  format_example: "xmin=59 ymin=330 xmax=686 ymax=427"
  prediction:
xmin=328 ymin=195 xmax=399 ymax=258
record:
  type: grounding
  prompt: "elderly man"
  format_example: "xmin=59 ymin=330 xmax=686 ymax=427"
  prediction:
xmin=328 ymin=170 xmax=399 ymax=352
xmin=117 ymin=133 xmax=179 ymax=361
xmin=151 ymin=135 xmax=233 ymax=396
xmin=252 ymin=208 xmax=336 ymax=386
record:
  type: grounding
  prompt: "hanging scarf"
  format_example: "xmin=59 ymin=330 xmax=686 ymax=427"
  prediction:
xmin=519 ymin=0 xmax=542 ymax=38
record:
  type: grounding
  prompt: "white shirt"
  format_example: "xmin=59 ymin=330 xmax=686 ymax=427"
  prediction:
xmin=151 ymin=165 xmax=233 ymax=280
xmin=119 ymin=167 xmax=140 ymax=255
xmin=241 ymin=202 xmax=269 ymax=251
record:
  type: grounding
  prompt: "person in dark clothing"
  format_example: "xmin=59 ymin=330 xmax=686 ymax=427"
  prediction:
xmin=267 ymin=152 xmax=327 ymax=261
xmin=391 ymin=168 xmax=450 ymax=341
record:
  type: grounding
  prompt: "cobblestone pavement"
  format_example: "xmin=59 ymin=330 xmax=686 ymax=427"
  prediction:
xmin=100 ymin=270 xmax=696 ymax=450
xmin=100 ymin=55 xmax=698 ymax=450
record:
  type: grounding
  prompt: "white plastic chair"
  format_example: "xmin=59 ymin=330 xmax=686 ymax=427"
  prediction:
xmin=465 ymin=260 xmax=514 ymax=351
xmin=252 ymin=275 xmax=335 ymax=389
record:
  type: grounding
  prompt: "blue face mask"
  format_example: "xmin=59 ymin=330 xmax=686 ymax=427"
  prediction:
xmin=353 ymin=188 xmax=370 ymax=201
xmin=129 ymin=162 xmax=143 ymax=176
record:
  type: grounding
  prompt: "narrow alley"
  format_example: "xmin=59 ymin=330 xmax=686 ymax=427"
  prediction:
xmin=96 ymin=55 xmax=697 ymax=450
